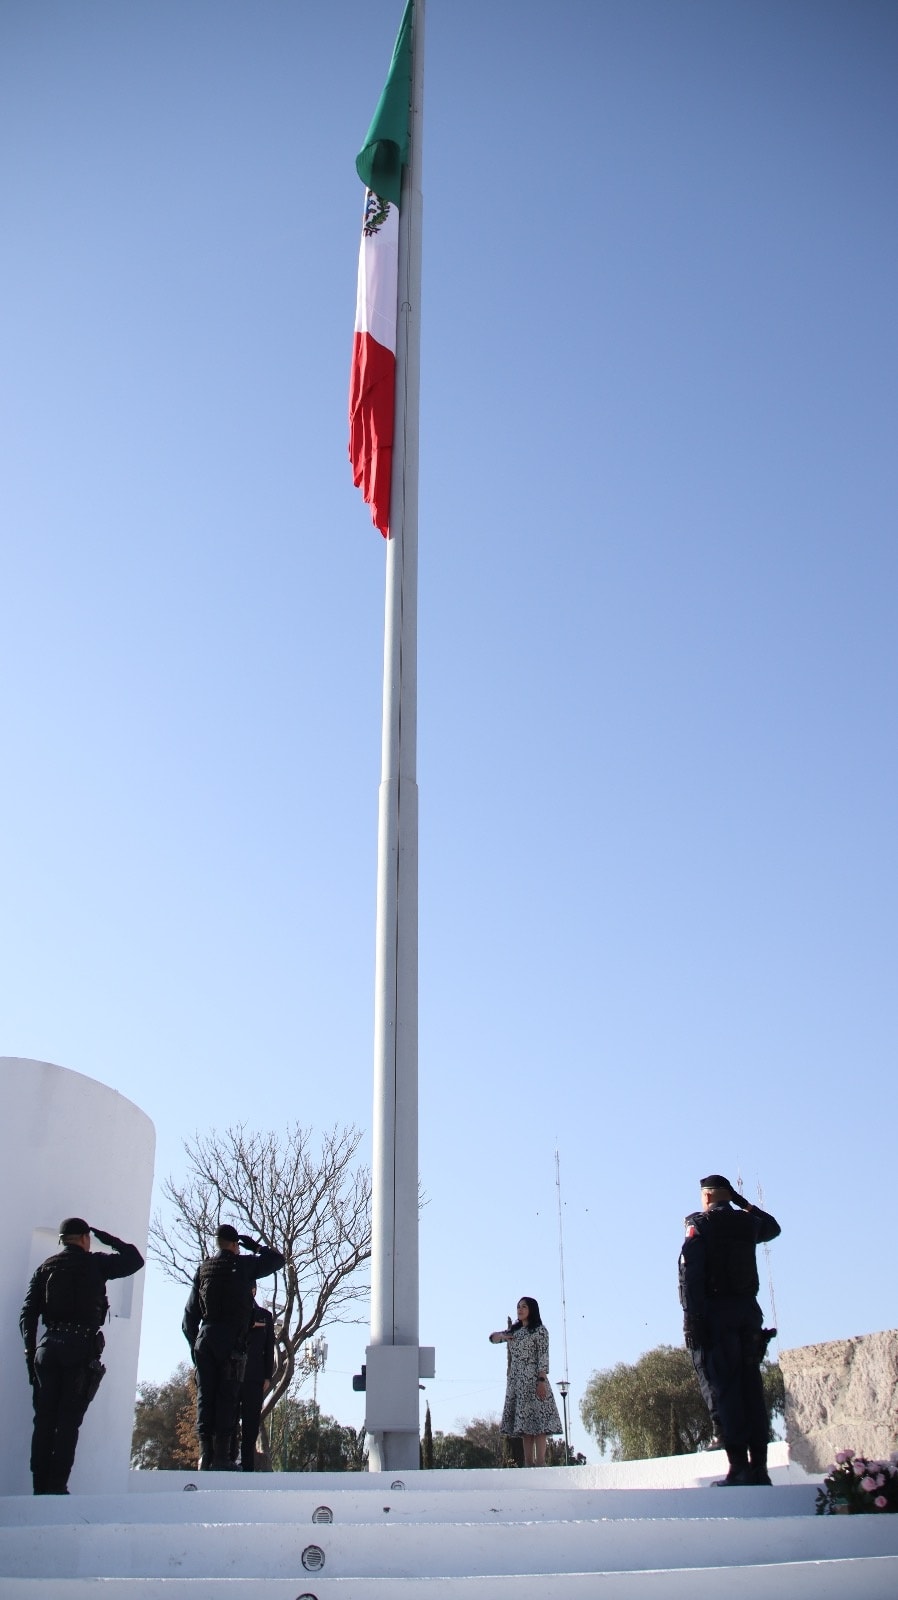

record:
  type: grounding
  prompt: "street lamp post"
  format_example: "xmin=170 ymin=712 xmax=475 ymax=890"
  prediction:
xmin=557 ymin=1380 xmax=571 ymax=1465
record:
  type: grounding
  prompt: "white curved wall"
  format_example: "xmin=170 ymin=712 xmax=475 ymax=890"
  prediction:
xmin=1 ymin=1057 xmax=155 ymax=1496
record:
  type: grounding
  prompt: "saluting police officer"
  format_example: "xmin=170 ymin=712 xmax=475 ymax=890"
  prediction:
xmin=20 ymin=1217 xmax=145 ymax=1495
xmin=678 ymin=1174 xmax=780 ymax=1487
xmin=234 ymin=1284 xmax=279 ymax=1470
xmin=182 ymin=1224 xmax=285 ymax=1471
xmin=683 ymin=1208 xmax=723 ymax=1449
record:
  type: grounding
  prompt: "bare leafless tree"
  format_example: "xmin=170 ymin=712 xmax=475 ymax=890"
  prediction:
xmin=150 ymin=1122 xmax=371 ymax=1415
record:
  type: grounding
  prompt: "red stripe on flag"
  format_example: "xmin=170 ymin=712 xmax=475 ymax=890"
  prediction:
xmin=349 ymin=331 xmax=395 ymax=538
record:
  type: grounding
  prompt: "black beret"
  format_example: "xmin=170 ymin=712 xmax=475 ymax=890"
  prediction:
xmin=59 ymin=1217 xmax=90 ymax=1237
xmin=216 ymin=1223 xmax=240 ymax=1244
xmin=700 ymin=1174 xmax=731 ymax=1190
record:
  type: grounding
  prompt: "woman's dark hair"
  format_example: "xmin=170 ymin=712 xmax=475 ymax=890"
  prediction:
xmin=511 ymin=1296 xmax=543 ymax=1332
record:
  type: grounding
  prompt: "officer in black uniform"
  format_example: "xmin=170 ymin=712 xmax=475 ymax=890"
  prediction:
xmin=20 ymin=1216 xmax=145 ymax=1495
xmin=679 ymin=1174 xmax=780 ymax=1487
xmin=234 ymin=1286 xmax=277 ymax=1470
xmin=182 ymin=1224 xmax=285 ymax=1470
xmin=683 ymin=1208 xmax=723 ymax=1449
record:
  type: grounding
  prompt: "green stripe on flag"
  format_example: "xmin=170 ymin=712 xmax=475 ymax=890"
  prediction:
xmin=355 ymin=0 xmax=412 ymax=208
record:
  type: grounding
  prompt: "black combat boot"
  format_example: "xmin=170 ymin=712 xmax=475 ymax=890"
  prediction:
xmin=212 ymin=1433 xmax=236 ymax=1470
xmin=198 ymin=1436 xmax=214 ymax=1471
xmin=714 ymin=1448 xmax=752 ymax=1487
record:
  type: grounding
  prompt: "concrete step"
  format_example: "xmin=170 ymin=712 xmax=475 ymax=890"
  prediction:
xmin=0 ymin=1483 xmax=820 ymax=1526
xmin=0 ymin=1555 xmax=897 ymax=1600
xmin=1 ymin=1449 xmax=891 ymax=1598
xmin=1 ymin=1509 xmax=896 ymax=1581
xmin=122 ymin=1450 xmax=806 ymax=1493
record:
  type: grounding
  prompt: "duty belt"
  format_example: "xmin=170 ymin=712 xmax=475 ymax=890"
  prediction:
xmin=45 ymin=1321 xmax=97 ymax=1334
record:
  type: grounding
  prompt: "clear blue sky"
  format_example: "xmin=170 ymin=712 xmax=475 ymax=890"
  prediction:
xmin=3 ymin=0 xmax=896 ymax=1458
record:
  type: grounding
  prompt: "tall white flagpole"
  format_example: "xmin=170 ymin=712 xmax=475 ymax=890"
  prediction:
xmin=366 ymin=0 xmax=430 ymax=1473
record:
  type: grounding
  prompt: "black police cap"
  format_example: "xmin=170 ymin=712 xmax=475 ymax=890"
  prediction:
xmin=699 ymin=1174 xmax=731 ymax=1191
xmin=216 ymin=1223 xmax=240 ymax=1244
xmin=59 ymin=1216 xmax=90 ymax=1237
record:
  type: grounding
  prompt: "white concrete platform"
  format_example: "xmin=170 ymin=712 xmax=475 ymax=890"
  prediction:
xmin=1 ymin=1444 xmax=895 ymax=1599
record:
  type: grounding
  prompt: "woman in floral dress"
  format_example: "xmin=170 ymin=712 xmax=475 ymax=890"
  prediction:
xmin=489 ymin=1296 xmax=563 ymax=1466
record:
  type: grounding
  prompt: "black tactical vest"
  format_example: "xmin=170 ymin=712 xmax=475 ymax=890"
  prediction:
xmin=198 ymin=1255 xmax=253 ymax=1332
xmin=699 ymin=1207 xmax=760 ymax=1297
xmin=41 ymin=1250 xmax=109 ymax=1327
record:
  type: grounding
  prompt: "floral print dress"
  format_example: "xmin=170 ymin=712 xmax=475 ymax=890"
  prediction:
xmin=500 ymin=1323 xmax=563 ymax=1438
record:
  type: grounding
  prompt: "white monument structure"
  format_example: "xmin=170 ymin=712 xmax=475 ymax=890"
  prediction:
xmin=1 ymin=1056 xmax=154 ymax=1497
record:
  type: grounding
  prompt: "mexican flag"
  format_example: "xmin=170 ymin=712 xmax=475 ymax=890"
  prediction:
xmin=348 ymin=1 xmax=413 ymax=537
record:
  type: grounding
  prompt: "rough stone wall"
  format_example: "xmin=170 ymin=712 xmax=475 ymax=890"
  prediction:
xmin=780 ymin=1330 xmax=898 ymax=1474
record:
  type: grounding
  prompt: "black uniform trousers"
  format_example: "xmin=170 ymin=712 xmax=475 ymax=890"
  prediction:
xmin=194 ymin=1333 xmax=244 ymax=1445
xmin=238 ymin=1379 xmax=265 ymax=1471
xmin=689 ymin=1347 xmax=721 ymax=1436
xmin=703 ymin=1295 xmax=768 ymax=1466
xmin=31 ymin=1329 xmax=96 ymax=1494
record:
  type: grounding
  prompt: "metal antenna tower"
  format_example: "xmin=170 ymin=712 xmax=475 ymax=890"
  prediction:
xmin=555 ymin=1147 xmax=572 ymax=1462
xmin=756 ymin=1179 xmax=779 ymax=1331
xmin=737 ymin=1167 xmax=779 ymax=1332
